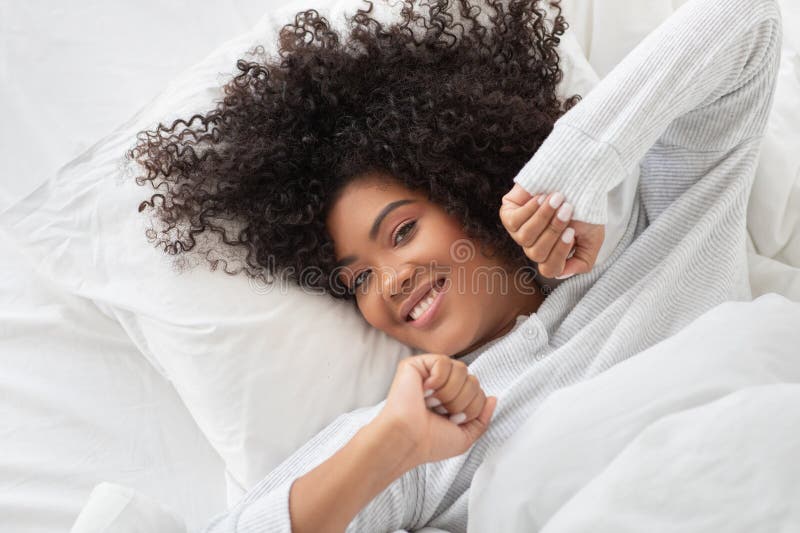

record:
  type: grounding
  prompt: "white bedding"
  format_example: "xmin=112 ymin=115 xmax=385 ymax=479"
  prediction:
xmin=0 ymin=4 xmax=271 ymax=530
xmin=0 ymin=230 xmax=227 ymax=532
xmin=0 ymin=0 xmax=271 ymax=212
xmin=1 ymin=0 xmax=799 ymax=532
xmin=468 ymin=293 xmax=800 ymax=532
xmin=67 ymin=294 xmax=800 ymax=533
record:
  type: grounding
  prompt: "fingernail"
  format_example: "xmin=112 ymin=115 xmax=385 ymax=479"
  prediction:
xmin=548 ymin=192 xmax=564 ymax=209
xmin=426 ymin=396 xmax=442 ymax=408
xmin=449 ymin=412 xmax=467 ymax=424
xmin=434 ymin=406 xmax=449 ymax=415
xmin=536 ymin=195 xmax=545 ymax=205
xmin=424 ymin=389 xmax=434 ymax=397
xmin=561 ymin=227 xmax=575 ymax=243
xmin=555 ymin=272 xmax=575 ymax=279
xmin=556 ymin=202 xmax=573 ymax=222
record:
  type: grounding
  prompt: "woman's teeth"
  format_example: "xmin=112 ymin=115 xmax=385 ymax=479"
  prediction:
xmin=409 ymin=286 xmax=439 ymax=321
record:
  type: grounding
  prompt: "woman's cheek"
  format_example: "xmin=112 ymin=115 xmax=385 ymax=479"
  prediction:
xmin=361 ymin=295 xmax=391 ymax=330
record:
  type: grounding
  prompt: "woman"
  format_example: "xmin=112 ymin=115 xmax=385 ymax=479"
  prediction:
xmin=130 ymin=0 xmax=781 ymax=530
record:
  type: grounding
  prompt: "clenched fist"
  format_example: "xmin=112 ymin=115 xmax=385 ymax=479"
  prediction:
xmin=499 ymin=183 xmax=605 ymax=279
xmin=375 ymin=354 xmax=497 ymax=468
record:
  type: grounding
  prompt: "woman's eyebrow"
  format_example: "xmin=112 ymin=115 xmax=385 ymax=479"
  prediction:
xmin=369 ymin=199 xmax=416 ymax=239
xmin=335 ymin=198 xmax=416 ymax=268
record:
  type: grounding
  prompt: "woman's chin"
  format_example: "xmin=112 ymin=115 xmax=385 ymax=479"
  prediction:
xmin=396 ymin=318 xmax=471 ymax=356
xmin=408 ymin=338 xmax=469 ymax=358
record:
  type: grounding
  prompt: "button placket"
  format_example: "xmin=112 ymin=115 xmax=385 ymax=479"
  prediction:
xmin=519 ymin=314 xmax=549 ymax=361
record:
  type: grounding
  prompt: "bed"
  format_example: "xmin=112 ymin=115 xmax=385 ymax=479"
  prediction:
xmin=1 ymin=0 xmax=798 ymax=532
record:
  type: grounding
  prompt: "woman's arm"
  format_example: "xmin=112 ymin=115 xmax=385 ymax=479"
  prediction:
xmin=200 ymin=354 xmax=496 ymax=533
xmin=288 ymin=419 xmax=416 ymax=533
xmin=200 ymin=403 xmax=417 ymax=533
xmin=514 ymin=0 xmax=782 ymax=226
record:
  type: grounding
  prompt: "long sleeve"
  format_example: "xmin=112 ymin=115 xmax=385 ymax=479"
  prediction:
xmin=200 ymin=400 xmax=421 ymax=532
xmin=514 ymin=0 xmax=782 ymax=226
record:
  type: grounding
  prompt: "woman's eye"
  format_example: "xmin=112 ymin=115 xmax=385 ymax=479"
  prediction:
xmin=352 ymin=221 xmax=416 ymax=292
xmin=352 ymin=269 xmax=371 ymax=291
xmin=393 ymin=220 xmax=416 ymax=245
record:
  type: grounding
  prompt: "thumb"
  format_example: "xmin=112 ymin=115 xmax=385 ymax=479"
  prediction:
xmin=561 ymin=240 xmax=593 ymax=277
xmin=502 ymin=183 xmax=533 ymax=208
xmin=461 ymin=396 xmax=498 ymax=443
xmin=390 ymin=358 xmax=429 ymax=406
xmin=560 ymin=225 xmax=604 ymax=277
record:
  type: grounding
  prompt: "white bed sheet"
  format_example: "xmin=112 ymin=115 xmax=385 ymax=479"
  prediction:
xmin=0 ymin=0 xmax=278 ymax=533
xmin=0 ymin=2 xmax=284 ymax=531
xmin=0 ymin=231 xmax=226 ymax=531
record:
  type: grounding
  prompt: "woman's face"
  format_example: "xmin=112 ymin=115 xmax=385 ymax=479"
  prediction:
xmin=326 ymin=174 xmax=544 ymax=358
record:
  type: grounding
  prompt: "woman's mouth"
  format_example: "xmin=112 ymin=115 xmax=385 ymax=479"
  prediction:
xmin=406 ymin=277 xmax=447 ymax=328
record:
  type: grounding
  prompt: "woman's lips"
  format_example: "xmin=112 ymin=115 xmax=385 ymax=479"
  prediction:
xmin=407 ymin=278 xmax=447 ymax=328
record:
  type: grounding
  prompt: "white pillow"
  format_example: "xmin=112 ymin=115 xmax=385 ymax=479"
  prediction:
xmin=0 ymin=0 xmax=602 ymax=502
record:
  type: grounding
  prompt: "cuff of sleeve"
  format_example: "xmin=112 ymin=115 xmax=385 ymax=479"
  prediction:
xmin=235 ymin=479 xmax=295 ymax=533
xmin=513 ymin=123 xmax=626 ymax=225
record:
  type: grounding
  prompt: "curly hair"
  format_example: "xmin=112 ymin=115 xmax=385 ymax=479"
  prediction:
xmin=129 ymin=0 xmax=580 ymax=301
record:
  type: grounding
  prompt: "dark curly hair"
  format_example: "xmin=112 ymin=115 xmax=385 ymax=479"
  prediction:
xmin=129 ymin=0 xmax=580 ymax=301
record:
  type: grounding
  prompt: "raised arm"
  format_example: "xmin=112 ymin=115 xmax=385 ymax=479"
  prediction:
xmin=513 ymin=0 xmax=782 ymax=226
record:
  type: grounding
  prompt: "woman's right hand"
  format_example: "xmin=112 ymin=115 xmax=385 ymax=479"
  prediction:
xmin=500 ymin=183 xmax=605 ymax=279
xmin=374 ymin=354 xmax=498 ymax=469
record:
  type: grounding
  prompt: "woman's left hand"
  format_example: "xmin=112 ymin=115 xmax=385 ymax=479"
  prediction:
xmin=499 ymin=183 xmax=605 ymax=279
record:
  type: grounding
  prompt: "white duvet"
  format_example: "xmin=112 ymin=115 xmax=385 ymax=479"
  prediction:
xmin=468 ymin=293 xmax=800 ymax=532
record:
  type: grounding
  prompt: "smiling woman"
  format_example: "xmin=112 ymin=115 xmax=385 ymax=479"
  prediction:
xmin=326 ymin=172 xmax=546 ymax=357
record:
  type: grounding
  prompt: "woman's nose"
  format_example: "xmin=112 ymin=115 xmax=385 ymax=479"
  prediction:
xmin=382 ymin=263 xmax=417 ymax=301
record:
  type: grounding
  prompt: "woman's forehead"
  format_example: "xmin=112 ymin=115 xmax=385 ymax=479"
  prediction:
xmin=329 ymin=178 xmax=425 ymax=225
xmin=326 ymin=178 xmax=429 ymax=258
